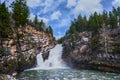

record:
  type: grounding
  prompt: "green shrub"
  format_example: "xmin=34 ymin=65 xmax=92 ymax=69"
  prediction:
xmin=17 ymin=34 xmax=24 ymax=39
xmin=90 ymin=37 xmax=99 ymax=51
xmin=113 ymin=48 xmax=120 ymax=53
xmin=0 ymin=48 xmax=3 ymax=51
xmin=57 ymin=37 xmax=65 ymax=44
xmin=28 ymin=41 xmax=35 ymax=45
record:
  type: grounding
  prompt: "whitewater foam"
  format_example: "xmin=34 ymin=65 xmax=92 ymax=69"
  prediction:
xmin=30 ymin=44 xmax=69 ymax=70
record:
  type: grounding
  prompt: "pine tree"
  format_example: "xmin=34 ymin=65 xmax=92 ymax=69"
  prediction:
xmin=109 ymin=11 xmax=117 ymax=28
xmin=11 ymin=0 xmax=29 ymax=27
xmin=83 ymin=16 xmax=87 ymax=30
xmin=112 ymin=7 xmax=118 ymax=27
xmin=75 ymin=14 xmax=84 ymax=32
xmin=34 ymin=15 xmax=38 ymax=25
xmin=0 ymin=2 xmax=10 ymax=38
xmin=88 ymin=12 xmax=100 ymax=50
xmin=102 ymin=10 xmax=108 ymax=27
xmin=88 ymin=14 xmax=94 ymax=31
xmin=65 ymin=7 xmax=120 ymax=51
xmin=38 ymin=20 xmax=44 ymax=31
xmin=98 ymin=14 xmax=103 ymax=28
xmin=69 ymin=22 xmax=76 ymax=34
xmin=46 ymin=26 xmax=53 ymax=37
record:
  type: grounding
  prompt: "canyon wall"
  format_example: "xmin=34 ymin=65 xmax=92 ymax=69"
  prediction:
xmin=62 ymin=27 xmax=120 ymax=73
xmin=0 ymin=24 xmax=55 ymax=76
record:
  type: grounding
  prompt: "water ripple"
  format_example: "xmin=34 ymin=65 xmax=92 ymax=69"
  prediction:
xmin=17 ymin=69 xmax=120 ymax=80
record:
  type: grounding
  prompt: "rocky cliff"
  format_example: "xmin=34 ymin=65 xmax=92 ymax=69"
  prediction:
xmin=62 ymin=27 xmax=120 ymax=73
xmin=0 ymin=24 xmax=55 ymax=76
xmin=0 ymin=74 xmax=16 ymax=80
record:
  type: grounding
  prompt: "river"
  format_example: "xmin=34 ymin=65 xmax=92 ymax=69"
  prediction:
xmin=17 ymin=44 xmax=120 ymax=80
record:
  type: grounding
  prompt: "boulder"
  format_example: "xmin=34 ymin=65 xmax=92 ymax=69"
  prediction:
xmin=79 ymin=45 xmax=88 ymax=53
xmin=42 ymin=51 xmax=49 ymax=61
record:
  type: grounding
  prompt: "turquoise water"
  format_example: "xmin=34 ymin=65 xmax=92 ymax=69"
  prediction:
xmin=18 ymin=69 xmax=120 ymax=80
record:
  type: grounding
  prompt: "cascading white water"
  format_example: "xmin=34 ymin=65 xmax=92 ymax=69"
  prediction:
xmin=36 ymin=44 xmax=67 ymax=69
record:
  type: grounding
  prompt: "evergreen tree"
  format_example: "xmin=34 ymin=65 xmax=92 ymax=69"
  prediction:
xmin=112 ymin=7 xmax=118 ymax=27
xmin=98 ymin=14 xmax=103 ymax=28
xmin=46 ymin=26 xmax=53 ymax=37
xmin=102 ymin=10 xmax=108 ymax=27
xmin=87 ymin=12 xmax=100 ymax=50
xmin=93 ymin=12 xmax=99 ymax=27
xmin=65 ymin=6 xmax=120 ymax=51
xmin=11 ymin=0 xmax=29 ymax=27
xmin=68 ymin=22 xmax=76 ymax=34
xmin=38 ymin=20 xmax=44 ymax=31
xmin=83 ymin=16 xmax=87 ymax=30
xmin=109 ymin=11 xmax=117 ymax=28
xmin=0 ymin=2 xmax=10 ymax=37
xmin=57 ymin=37 xmax=65 ymax=44
xmin=49 ymin=26 xmax=53 ymax=37
xmin=75 ymin=14 xmax=84 ymax=32
xmin=34 ymin=15 xmax=38 ymax=25
xmin=88 ymin=14 xmax=94 ymax=31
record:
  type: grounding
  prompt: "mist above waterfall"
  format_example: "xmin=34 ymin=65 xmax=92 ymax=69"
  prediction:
xmin=36 ymin=44 xmax=68 ymax=69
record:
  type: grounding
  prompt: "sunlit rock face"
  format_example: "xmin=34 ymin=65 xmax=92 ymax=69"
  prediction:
xmin=0 ymin=24 xmax=55 ymax=75
xmin=62 ymin=27 xmax=120 ymax=73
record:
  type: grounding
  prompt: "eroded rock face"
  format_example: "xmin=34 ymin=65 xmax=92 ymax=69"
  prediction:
xmin=42 ymin=51 xmax=49 ymax=61
xmin=62 ymin=27 xmax=120 ymax=73
xmin=79 ymin=45 xmax=88 ymax=53
xmin=0 ymin=24 xmax=55 ymax=75
xmin=0 ymin=74 xmax=16 ymax=80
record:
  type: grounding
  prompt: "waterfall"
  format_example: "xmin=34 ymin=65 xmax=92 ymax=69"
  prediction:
xmin=36 ymin=44 xmax=67 ymax=69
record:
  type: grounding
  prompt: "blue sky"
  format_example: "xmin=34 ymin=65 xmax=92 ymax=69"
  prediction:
xmin=2 ymin=0 xmax=120 ymax=39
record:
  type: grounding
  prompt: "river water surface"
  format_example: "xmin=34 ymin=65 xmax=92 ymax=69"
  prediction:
xmin=18 ymin=69 xmax=120 ymax=80
xmin=17 ymin=44 xmax=120 ymax=80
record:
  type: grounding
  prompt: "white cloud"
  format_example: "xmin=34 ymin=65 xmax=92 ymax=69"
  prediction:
xmin=72 ymin=0 xmax=103 ymax=17
xmin=41 ymin=0 xmax=65 ymax=14
xmin=27 ymin=0 xmax=41 ymax=8
xmin=29 ymin=13 xmax=35 ymax=20
xmin=58 ymin=18 xmax=70 ymax=28
xmin=55 ymin=31 xmax=64 ymax=40
xmin=4 ymin=0 xmax=41 ymax=8
xmin=66 ymin=0 xmax=77 ymax=8
xmin=26 ymin=0 xmax=65 ymax=18
xmin=42 ymin=0 xmax=54 ymax=13
xmin=51 ymin=11 xmax=62 ymax=20
xmin=112 ymin=0 xmax=120 ymax=7
xmin=52 ymin=18 xmax=71 ymax=29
